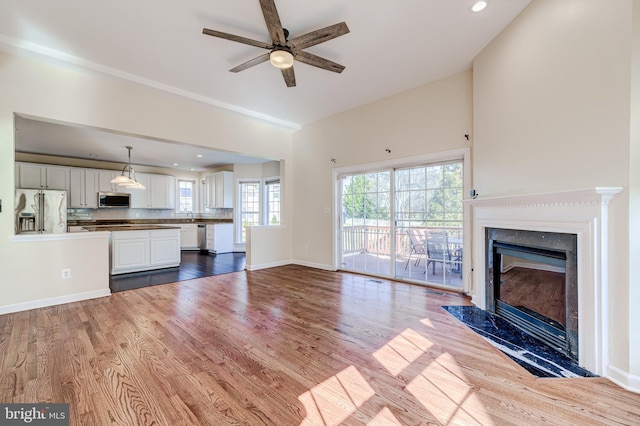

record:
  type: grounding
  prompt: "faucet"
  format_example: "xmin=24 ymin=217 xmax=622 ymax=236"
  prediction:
xmin=189 ymin=211 xmax=194 ymax=222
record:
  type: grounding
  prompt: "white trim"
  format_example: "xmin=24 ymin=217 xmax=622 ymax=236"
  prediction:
xmin=468 ymin=187 xmax=622 ymax=376
xmin=0 ymin=34 xmax=300 ymax=131
xmin=0 ymin=289 xmax=111 ymax=315
xmin=331 ymin=148 xmax=471 ymax=292
xmin=245 ymin=259 xmax=292 ymax=271
xmin=292 ymin=260 xmax=335 ymax=271
xmin=11 ymin=231 xmax=111 ymax=242
xmin=607 ymin=365 xmax=640 ymax=394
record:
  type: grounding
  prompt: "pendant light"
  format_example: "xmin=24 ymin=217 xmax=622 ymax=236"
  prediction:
xmin=111 ymin=146 xmax=145 ymax=189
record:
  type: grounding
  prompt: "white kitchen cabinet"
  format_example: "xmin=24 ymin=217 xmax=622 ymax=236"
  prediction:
xmin=150 ymin=229 xmax=182 ymax=266
xmin=18 ymin=163 xmax=69 ymax=190
xmin=204 ymin=223 xmax=234 ymax=253
xmin=204 ymin=171 xmax=233 ymax=209
xmin=110 ymin=228 xmax=180 ymax=274
xmin=130 ymin=173 xmax=175 ymax=209
xmin=111 ymin=230 xmax=151 ymax=274
xmin=180 ymin=223 xmax=199 ymax=250
xmin=98 ymin=170 xmax=126 ymax=193
xmin=69 ymin=168 xmax=99 ymax=208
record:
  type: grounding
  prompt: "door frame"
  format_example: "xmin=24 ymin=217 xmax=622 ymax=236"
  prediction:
xmin=332 ymin=148 xmax=471 ymax=293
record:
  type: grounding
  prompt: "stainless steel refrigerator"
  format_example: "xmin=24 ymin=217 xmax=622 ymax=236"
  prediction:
xmin=15 ymin=189 xmax=67 ymax=234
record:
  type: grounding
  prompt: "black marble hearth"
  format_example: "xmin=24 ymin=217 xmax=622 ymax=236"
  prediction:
xmin=443 ymin=305 xmax=595 ymax=378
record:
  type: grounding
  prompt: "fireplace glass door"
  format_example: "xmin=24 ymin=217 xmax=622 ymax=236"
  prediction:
xmin=487 ymin=229 xmax=578 ymax=360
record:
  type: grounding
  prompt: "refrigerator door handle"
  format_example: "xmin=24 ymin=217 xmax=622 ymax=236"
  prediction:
xmin=39 ymin=192 xmax=45 ymax=233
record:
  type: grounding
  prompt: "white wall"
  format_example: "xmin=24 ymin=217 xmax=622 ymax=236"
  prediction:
xmin=0 ymin=50 xmax=293 ymax=311
xmin=292 ymin=71 xmax=473 ymax=268
xmin=473 ymin=0 xmax=637 ymax=387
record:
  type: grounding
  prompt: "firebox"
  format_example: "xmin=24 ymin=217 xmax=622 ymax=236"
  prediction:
xmin=486 ymin=228 xmax=578 ymax=360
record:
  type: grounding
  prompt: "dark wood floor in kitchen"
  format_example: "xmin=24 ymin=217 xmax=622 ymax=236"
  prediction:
xmin=110 ymin=251 xmax=246 ymax=292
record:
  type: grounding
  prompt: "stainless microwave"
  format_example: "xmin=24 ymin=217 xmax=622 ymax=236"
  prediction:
xmin=98 ymin=192 xmax=131 ymax=208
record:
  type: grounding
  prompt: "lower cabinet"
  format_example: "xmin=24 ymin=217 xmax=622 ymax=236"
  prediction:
xmin=110 ymin=228 xmax=180 ymax=274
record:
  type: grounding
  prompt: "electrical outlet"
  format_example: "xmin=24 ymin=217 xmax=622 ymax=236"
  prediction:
xmin=61 ymin=269 xmax=71 ymax=279
xmin=304 ymin=245 xmax=309 ymax=252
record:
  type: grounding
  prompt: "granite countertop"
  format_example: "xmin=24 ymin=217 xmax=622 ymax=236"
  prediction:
xmin=68 ymin=218 xmax=232 ymax=226
xmin=81 ymin=224 xmax=182 ymax=232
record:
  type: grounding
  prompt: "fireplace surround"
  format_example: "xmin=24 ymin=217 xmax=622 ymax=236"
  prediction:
xmin=469 ymin=188 xmax=621 ymax=375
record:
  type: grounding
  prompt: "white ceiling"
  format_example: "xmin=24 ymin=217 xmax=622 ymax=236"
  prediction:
xmin=2 ymin=0 xmax=531 ymax=170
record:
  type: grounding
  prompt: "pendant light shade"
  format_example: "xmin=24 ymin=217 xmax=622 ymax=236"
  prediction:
xmin=111 ymin=146 xmax=145 ymax=189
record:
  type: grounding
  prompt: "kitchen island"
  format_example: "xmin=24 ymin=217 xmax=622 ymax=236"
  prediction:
xmin=82 ymin=225 xmax=181 ymax=275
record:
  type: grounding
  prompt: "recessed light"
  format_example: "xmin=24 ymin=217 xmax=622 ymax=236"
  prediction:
xmin=196 ymin=154 xmax=203 ymax=158
xmin=190 ymin=168 xmax=195 ymax=171
xmin=173 ymin=163 xmax=179 ymax=166
xmin=472 ymin=1 xmax=487 ymax=12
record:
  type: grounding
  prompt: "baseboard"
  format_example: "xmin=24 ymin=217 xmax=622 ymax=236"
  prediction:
xmin=291 ymin=260 xmax=336 ymax=271
xmin=0 ymin=289 xmax=111 ymax=315
xmin=607 ymin=364 xmax=640 ymax=394
xmin=245 ymin=259 xmax=292 ymax=271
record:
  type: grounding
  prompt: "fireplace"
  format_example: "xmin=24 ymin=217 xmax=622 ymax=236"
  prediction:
xmin=469 ymin=187 xmax=621 ymax=375
xmin=486 ymin=228 xmax=578 ymax=360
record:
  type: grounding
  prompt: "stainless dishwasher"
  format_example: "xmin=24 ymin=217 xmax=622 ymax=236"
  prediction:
xmin=197 ymin=224 xmax=207 ymax=253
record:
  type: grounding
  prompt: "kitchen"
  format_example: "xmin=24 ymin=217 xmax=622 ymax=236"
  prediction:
xmin=13 ymin=115 xmax=281 ymax=286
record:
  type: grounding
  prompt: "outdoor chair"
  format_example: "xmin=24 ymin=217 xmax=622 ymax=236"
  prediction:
xmin=426 ymin=232 xmax=452 ymax=275
xmin=404 ymin=229 xmax=426 ymax=269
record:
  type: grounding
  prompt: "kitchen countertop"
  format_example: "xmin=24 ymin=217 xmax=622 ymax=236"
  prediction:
xmin=81 ymin=225 xmax=181 ymax=232
xmin=68 ymin=218 xmax=232 ymax=226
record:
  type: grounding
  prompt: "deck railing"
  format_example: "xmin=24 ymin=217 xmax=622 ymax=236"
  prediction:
xmin=342 ymin=225 xmax=462 ymax=256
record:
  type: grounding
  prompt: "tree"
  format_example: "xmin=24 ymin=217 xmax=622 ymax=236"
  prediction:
xmin=342 ymin=174 xmax=390 ymax=221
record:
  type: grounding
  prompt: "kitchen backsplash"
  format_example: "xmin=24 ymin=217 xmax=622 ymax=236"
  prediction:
xmin=68 ymin=208 xmax=233 ymax=221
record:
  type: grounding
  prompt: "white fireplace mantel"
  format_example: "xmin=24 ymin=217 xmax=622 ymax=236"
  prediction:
xmin=467 ymin=187 xmax=622 ymax=376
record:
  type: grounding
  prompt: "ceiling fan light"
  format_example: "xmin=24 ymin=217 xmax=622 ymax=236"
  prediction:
xmin=270 ymin=50 xmax=294 ymax=69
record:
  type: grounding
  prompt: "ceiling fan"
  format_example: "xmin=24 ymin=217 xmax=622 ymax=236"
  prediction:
xmin=202 ymin=0 xmax=349 ymax=87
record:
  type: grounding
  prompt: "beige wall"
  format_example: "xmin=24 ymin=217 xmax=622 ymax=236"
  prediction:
xmin=0 ymin=51 xmax=293 ymax=310
xmin=630 ymin=0 xmax=640 ymax=379
xmin=292 ymin=71 xmax=473 ymax=268
xmin=473 ymin=0 xmax=637 ymax=384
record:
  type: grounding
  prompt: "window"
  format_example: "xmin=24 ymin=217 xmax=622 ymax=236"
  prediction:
xmin=265 ymin=178 xmax=280 ymax=225
xmin=239 ymin=181 xmax=260 ymax=242
xmin=177 ymin=180 xmax=195 ymax=212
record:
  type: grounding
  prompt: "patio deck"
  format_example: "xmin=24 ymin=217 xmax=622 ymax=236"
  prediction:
xmin=341 ymin=251 xmax=463 ymax=288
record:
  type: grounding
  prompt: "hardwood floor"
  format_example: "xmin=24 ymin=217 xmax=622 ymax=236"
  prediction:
xmin=1 ymin=265 xmax=639 ymax=425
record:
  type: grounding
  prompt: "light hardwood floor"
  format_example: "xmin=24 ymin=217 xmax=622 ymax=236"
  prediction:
xmin=1 ymin=265 xmax=639 ymax=425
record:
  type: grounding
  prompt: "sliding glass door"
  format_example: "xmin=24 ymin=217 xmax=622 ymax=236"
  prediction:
xmin=339 ymin=161 xmax=463 ymax=289
xmin=340 ymin=171 xmax=393 ymax=276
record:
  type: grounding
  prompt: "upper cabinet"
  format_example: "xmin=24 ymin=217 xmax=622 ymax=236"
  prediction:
xmin=17 ymin=163 xmax=69 ymax=191
xmin=130 ymin=173 xmax=175 ymax=209
xmin=69 ymin=169 xmax=99 ymax=208
xmin=98 ymin=170 xmax=125 ymax=193
xmin=205 ymin=171 xmax=233 ymax=209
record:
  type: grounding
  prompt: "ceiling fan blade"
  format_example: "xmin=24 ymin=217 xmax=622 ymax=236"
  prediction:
xmin=281 ymin=66 xmax=296 ymax=87
xmin=230 ymin=53 xmax=271 ymax=73
xmin=295 ymin=51 xmax=345 ymax=74
xmin=288 ymin=22 xmax=350 ymax=51
xmin=259 ymin=0 xmax=287 ymax=46
xmin=203 ymin=28 xmax=272 ymax=50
